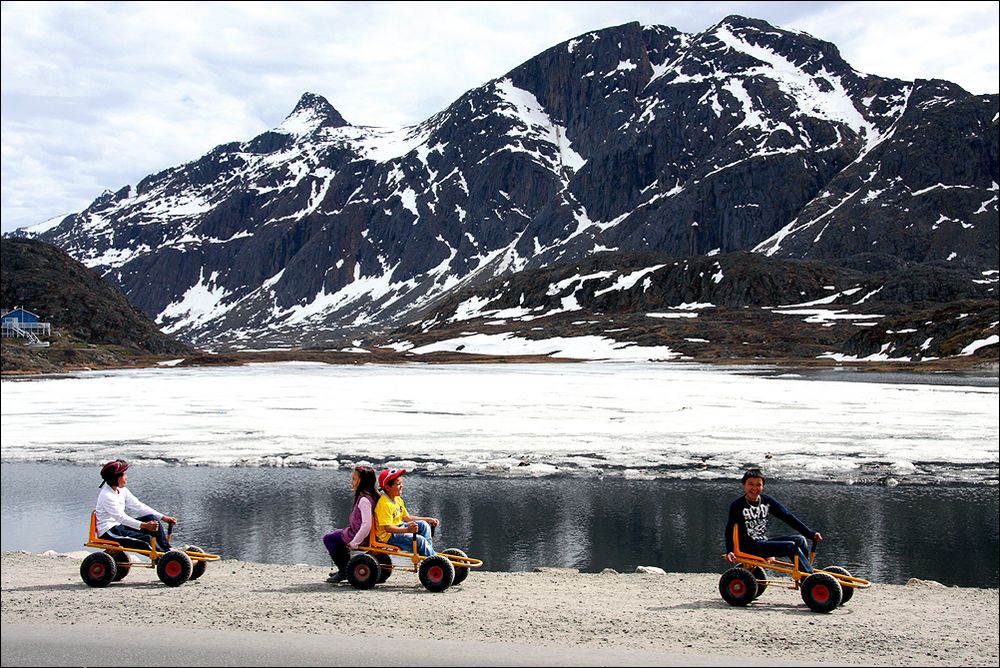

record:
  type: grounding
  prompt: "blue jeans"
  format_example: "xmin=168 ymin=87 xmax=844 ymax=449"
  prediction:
xmin=102 ymin=514 xmax=172 ymax=551
xmin=752 ymin=534 xmax=813 ymax=573
xmin=387 ymin=520 xmax=435 ymax=556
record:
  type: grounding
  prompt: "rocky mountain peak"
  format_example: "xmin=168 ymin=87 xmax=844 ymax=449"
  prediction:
xmin=698 ymin=14 xmax=849 ymax=76
xmin=280 ymin=92 xmax=349 ymax=134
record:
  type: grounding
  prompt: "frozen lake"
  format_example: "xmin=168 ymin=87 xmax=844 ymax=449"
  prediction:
xmin=1 ymin=362 xmax=997 ymax=484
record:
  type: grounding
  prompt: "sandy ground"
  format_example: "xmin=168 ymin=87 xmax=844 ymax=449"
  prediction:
xmin=2 ymin=551 xmax=997 ymax=666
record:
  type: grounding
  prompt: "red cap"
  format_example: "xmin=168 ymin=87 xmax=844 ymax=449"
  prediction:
xmin=100 ymin=459 xmax=129 ymax=487
xmin=378 ymin=468 xmax=407 ymax=489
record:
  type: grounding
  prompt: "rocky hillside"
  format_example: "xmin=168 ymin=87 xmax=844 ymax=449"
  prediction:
xmin=1 ymin=238 xmax=190 ymax=372
xmin=9 ymin=16 xmax=998 ymax=354
xmin=381 ymin=251 xmax=997 ymax=364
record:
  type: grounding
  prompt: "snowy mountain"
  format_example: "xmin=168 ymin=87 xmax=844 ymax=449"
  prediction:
xmin=12 ymin=16 xmax=998 ymax=352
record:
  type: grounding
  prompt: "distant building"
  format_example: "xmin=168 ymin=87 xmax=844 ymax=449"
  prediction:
xmin=1 ymin=307 xmax=52 ymax=346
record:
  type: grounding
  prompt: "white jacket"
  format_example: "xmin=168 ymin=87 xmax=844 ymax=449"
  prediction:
xmin=95 ymin=485 xmax=161 ymax=536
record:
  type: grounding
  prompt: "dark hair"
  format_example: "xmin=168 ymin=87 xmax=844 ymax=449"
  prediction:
xmin=354 ymin=465 xmax=379 ymax=503
xmin=741 ymin=468 xmax=765 ymax=483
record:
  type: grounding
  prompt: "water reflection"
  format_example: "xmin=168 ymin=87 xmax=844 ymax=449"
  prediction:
xmin=1 ymin=463 xmax=996 ymax=587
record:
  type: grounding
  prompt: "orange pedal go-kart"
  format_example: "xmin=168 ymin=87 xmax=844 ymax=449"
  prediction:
xmin=719 ymin=526 xmax=871 ymax=612
xmin=80 ymin=511 xmax=220 ymax=588
xmin=345 ymin=519 xmax=482 ymax=593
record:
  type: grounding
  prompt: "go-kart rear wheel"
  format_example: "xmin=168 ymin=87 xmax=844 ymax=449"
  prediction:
xmin=418 ymin=555 xmax=455 ymax=592
xmin=801 ymin=572 xmax=842 ymax=612
xmin=440 ymin=548 xmax=470 ymax=586
xmin=822 ymin=565 xmax=854 ymax=605
xmin=81 ymin=552 xmax=117 ymax=588
xmin=156 ymin=549 xmax=193 ymax=587
xmin=750 ymin=565 xmax=768 ymax=599
xmin=347 ymin=553 xmax=380 ymax=590
xmin=719 ymin=567 xmax=758 ymax=606
xmin=105 ymin=549 xmax=131 ymax=581
xmin=375 ymin=553 xmax=393 ymax=584
xmin=186 ymin=545 xmax=207 ymax=581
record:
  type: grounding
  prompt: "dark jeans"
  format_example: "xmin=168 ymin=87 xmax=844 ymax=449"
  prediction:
xmin=323 ymin=529 xmax=349 ymax=572
xmin=101 ymin=514 xmax=171 ymax=551
xmin=751 ymin=534 xmax=813 ymax=573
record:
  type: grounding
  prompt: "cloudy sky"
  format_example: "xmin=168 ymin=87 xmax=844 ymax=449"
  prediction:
xmin=2 ymin=1 xmax=997 ymax=233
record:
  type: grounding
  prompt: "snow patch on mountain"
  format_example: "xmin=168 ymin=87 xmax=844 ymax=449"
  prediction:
xmin=349 ymin=124 xmax=438 ymax=163
xmin=22 ymin=214 xmax=68 ymax=235
xmin=594 ymin=264 xmax=665 ymax=296
xmin=714 ymin=25 xmax=878 ymax=147
xmin=409 ymin=331 xmax=684 ymax=361
xmin=277 ymin=105 xmax=327 ymax=136
xmin=158 ymin=269 xmax=234 ymax=332
xmin=493 ymin=78 xmax=586 ymax=174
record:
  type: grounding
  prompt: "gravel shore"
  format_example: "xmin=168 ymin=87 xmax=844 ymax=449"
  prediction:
xmin=2 ymin=551 xmax=997 ymax=666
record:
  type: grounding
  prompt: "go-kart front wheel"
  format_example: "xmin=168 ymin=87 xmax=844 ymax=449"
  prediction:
xmin=347 ymin=553 xmax=380 ymax=590
xmin=81 ymin=552 xmax=117 ymax=588
xmin=418 ymin=555 xmax=455 ymax=592
xmin=156 ymin=549 xmax=193 ymax=587
xmin=822 ymin=565 xmax=854 ymax=605
xmin=801 ymin=572 xmax=843 ymax=612
xmin=719 ymin=567 xmax=758 ymax=606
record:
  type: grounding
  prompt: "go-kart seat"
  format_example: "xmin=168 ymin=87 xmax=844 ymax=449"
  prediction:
xmin=88 ymin=511 xmax=154 ymax=551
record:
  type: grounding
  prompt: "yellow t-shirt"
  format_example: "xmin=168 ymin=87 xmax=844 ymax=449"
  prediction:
xmin=374 ymin=494 xmax=408 ymax=543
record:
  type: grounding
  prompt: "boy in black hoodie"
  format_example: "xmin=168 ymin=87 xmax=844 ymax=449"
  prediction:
xmin=724 ymin=468 xmax=823 ymax=572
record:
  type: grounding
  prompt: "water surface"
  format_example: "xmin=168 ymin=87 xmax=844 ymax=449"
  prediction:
xmin=2 ymin=463 xmax=996 ymax=587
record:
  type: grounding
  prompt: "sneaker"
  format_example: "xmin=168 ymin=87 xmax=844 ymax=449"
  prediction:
xmin=326 ymin=571 xmax=347 ymax=584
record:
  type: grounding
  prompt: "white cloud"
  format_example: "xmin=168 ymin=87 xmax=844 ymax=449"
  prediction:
xmin=788 ymin=1 xmax=999 ymax=93
xmin=1 ymin=1 xmax=997 ymax=233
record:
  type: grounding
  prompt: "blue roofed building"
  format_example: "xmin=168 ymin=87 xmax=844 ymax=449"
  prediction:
xmin=1 ymin=307 xmax=52 ymax=346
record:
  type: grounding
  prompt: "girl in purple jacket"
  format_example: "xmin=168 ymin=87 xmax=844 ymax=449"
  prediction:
xmin=322 ymin=465 xmax=379 ymax=583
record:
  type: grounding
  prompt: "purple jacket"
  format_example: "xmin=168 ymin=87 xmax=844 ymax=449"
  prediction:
xmin=342 ymin=493 xmax=377 ymax=545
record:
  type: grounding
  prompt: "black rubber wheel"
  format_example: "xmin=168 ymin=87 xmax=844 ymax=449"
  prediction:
xmin=186 ymin=545 xmax=207 ymax=581
xmin=719 ymin=567 xmax=758 ymax=606
xmin=105 ymin=549 xmax=131 ymax=581
xmin=823 ymin=565 xmax=854 ymax=605
xmin=81 ymin=552 xmax=117 ymax=588
xmin=374 ymin=553 xmax=393 ymax=583
xmin=440 ymin=548 xmax=470 ymax=586
xmin=801 ymin=572 xmax=843 ymax=612
xmin=156 ymin=549 xmax=193 ymax=587
xmin=418 ymin=555 xmax=455 ymax=592
xmin=347 ymin=553 xmax=381 ymax=590
xmin=750 ymin=565 xmax=767 ymax=599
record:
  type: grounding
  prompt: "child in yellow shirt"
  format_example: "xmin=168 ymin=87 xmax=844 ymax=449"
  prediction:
xmin=374 ymin=468 xmax=438 ymax=556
